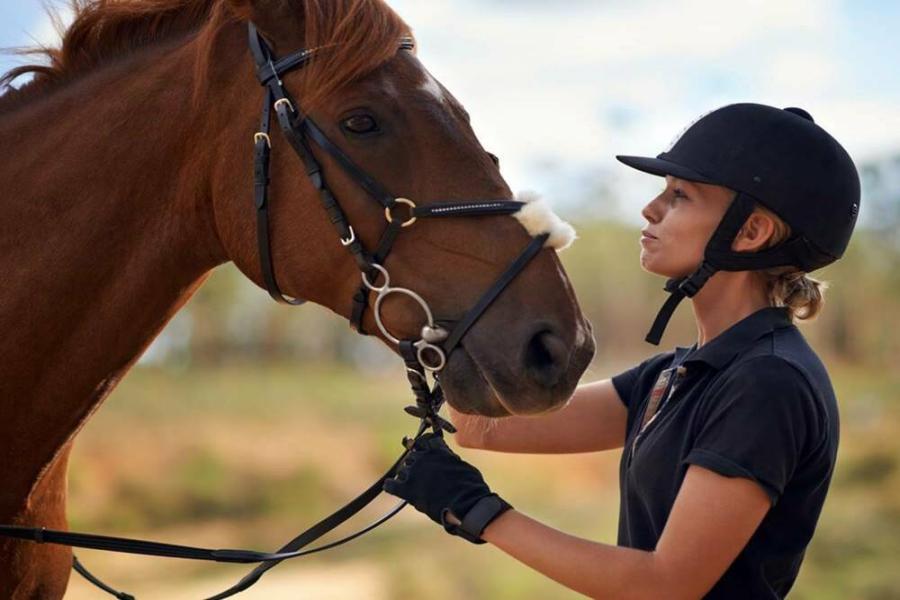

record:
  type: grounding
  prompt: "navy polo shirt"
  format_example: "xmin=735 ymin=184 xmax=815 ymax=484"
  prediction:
xmin=612 ymin=307 xmax=839 ymax=599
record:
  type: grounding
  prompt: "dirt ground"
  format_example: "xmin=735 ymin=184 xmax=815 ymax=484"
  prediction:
xmin=65 ymin=560 xmax=388 ymax=599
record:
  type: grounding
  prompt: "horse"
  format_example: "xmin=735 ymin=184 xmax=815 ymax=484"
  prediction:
xmin=0 ymin=0 xmax=595 ymax=596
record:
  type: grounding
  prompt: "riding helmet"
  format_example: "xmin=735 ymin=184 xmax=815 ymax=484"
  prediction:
xmin=616 ymin=103 xmax=861 ymax=344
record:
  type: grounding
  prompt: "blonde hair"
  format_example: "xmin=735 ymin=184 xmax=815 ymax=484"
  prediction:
xmin=755 ymin=205 xmax=828 ymax=321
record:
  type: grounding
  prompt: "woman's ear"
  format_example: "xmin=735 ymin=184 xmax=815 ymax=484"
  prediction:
xmin=226 ymin=0 xmax=304 ymax=53
xmin=732 ymin=210 xmax=777 ymax=252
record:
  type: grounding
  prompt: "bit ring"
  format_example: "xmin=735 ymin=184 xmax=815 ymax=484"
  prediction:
xmin=374 ymin=287 xmax=437 ymax=346
xmin=415 ymin=341 xmax=447 ymax=373
xmin=361 ymin=264 xmax=390 ymax=293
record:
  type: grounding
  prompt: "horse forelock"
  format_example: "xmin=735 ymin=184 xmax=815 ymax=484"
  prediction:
xmin=286 ymin=0 xmax=415 ymax=109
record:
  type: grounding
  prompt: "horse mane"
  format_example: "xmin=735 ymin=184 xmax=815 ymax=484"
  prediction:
xmin=0 ymin=0 xmax=413 ymax=114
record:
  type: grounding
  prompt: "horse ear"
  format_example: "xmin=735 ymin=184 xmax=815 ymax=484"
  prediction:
xmin=227 ymin=0 xmax=305 ymax=52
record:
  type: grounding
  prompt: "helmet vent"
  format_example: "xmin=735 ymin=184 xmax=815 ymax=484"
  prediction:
xmin=784 ymin=106 xmax=815 ymax=122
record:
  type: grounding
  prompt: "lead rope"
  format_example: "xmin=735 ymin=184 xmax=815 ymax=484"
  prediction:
xmin=2 ymin=372 xmax=447 ymax=600
xmin=73 ymin=556 xmax=135 ymax=600
xmin=203 ymin=357 xmax=449 ymax=600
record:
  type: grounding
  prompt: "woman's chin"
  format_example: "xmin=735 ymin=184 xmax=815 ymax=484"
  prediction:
xmin=640 ymin=257 xmax=693 ymax=280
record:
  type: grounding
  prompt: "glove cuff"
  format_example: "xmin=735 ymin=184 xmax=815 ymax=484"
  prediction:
xmin=442 ymin=494 xmax=512 ymax=544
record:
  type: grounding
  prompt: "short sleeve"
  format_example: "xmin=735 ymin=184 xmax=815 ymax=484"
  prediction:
xmin=683 ymin=356 xmax=819 ymax=505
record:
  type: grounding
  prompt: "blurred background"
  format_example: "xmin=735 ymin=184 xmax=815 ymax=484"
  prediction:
xmin=2 ymin=1 xmax=899 ymax=598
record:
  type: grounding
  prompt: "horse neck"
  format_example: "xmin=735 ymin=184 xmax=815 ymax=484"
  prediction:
xmin=0 ymin=38 xmax=226 ymax=511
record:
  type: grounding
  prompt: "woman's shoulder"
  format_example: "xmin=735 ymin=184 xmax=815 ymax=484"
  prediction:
xmin=708 ymin=337 xmax=838 ymax=452
xmin=726 ymin=325 xmax=835 ymax=404
xmin=704 ymin=339 xmax=839 ymax=467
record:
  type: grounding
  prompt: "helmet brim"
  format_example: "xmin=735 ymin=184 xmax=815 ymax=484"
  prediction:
xmin=616 ymin=155 xmax=717 ymax=185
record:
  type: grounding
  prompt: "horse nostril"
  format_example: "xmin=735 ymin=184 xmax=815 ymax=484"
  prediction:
xmin=523 ymin=330 xmax=569 ymax=389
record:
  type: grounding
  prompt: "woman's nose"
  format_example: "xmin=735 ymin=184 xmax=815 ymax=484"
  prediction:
xmin=641 ymin=192 xmax=666 ymax=223
xmin=641 ymin=195 xmax=663 ymax=224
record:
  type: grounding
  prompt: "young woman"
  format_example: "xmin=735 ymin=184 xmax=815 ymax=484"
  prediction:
xmin=383 ymin=103 xmax=860 ymax=599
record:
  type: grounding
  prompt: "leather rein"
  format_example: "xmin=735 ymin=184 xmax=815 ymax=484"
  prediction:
xmin=0 ymin=22 xmax=550 ymax=599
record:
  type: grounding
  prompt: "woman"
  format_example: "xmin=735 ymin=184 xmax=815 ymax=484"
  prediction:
xmin=384 ymin=103 xmax=860 ymax=599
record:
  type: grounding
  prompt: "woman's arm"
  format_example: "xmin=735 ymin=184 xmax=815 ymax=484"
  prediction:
xmin=479 ymin=465 xmax=771 ymax=600
xmin=451 ymin=379 xmax=628 ymax=453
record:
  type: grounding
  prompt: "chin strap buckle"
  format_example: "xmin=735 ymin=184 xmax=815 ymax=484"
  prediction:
xmin=677 ymin=261 xmax=717 ymax=298
xmin=647 ymin=261 xmax=719 ymax=346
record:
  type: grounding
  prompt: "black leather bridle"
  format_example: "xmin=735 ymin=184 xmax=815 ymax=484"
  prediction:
xmin=248 ymin=23 xmax=547 ymax=372
xmin=0 ymin=23 xmax=551 ymax=599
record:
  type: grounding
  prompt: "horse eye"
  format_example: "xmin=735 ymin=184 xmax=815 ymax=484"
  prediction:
xmin=342 ymin=114 xmax=379 ymax=134
xmin=487 ymin=152 xmax=500 ymax=167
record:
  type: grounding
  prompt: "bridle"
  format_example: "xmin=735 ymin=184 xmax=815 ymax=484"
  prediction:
xmin=247 ymin=24 xmax=547 ymax=373
xmin=0 ymin=23 xmax=551 ymax=599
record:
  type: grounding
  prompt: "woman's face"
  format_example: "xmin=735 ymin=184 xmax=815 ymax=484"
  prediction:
xmin=639 ymin=176 xmax=735 ymax=278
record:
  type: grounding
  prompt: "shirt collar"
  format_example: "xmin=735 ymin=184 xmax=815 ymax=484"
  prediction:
xmin=679 ymin=307 xmax=794 ymax=371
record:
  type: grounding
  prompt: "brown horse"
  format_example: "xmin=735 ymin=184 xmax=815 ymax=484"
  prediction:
xmin=0 ymin=0 xmax=594 ymax=596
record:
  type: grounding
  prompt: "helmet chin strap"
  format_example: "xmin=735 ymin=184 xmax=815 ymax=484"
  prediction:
xmin=645 ymin=192 xmax=805 ymax=345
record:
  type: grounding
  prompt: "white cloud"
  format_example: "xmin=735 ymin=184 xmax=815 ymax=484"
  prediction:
xmin=812 ymin=99 xmax=900 ymax=162
xmin=766 ymin=51 xmax=840 ymax=96
xmin=28 ymin=3 xmax=73 ymax=47
xmin=396 ymin=0 xmax=838 ymax=67
xmin=390 ymin=0 xmax=897 ymax=209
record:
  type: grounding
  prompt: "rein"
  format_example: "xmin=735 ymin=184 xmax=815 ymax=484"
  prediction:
xmin=0 ymin=22 xmax=551 ymax=598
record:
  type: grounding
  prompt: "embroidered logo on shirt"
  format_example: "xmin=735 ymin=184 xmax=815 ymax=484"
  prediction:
xmin=639 ymin=366 xmax=687 ymax=433
xmin=641 ymin=369 xmax=673 ymax=431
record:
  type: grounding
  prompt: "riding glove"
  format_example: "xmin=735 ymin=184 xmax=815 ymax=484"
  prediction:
xmin=383 ymin=433 xmax=511 ymax=544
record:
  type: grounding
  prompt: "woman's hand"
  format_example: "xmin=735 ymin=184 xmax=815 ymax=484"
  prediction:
xmin=383 ymin=433 xmax=511 ymax=543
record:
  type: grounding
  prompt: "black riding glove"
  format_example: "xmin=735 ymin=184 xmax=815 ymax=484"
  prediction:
xmin=383 ymin=433 xmax=512 ymax=544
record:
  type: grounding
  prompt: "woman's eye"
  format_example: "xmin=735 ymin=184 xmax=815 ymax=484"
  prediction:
xmin=487 ymin=152 xmax=500 ymax=167
xmin=342 ymin=114 xmax=379 ymax=134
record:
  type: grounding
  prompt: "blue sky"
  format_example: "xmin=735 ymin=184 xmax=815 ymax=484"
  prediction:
xmin=2 ymin=0 xmax=898 ymax=224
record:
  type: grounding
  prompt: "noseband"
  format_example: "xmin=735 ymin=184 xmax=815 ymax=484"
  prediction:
xmin=0 ymin=23 xmax=552 ymax=599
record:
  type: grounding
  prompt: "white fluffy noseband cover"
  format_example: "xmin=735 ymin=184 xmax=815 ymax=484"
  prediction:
xmin=513 ymin=192 xmax=577 ymax=251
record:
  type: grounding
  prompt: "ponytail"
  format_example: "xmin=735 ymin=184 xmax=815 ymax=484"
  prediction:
xmin=755 ymin=204 xmax=828 ymax=322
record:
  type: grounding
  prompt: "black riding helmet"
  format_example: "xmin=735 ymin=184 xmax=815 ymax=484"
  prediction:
xmin=616 ymin=103 xmax=861 ymax=345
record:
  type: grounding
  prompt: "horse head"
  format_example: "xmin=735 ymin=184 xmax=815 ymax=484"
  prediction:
xmin=208 ymin=0 xmax=595 ymax=417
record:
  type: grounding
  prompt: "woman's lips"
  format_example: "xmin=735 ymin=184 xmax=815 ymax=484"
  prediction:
xmin=640 ymin=230 xmax=658 ymax=244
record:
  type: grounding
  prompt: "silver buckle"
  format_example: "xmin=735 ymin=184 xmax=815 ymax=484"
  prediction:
xmin=274 ymin=98 xmax=295 ymax=114
xmin=253 ymin=132 xmax=271 ymax=148
xmin=340 ymin=226 xmax=356 ymax=247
